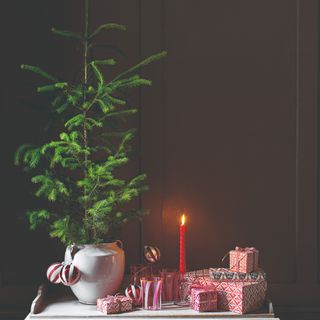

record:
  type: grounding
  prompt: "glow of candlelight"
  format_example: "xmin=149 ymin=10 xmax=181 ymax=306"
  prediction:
xmin=181 ymin=213 xmax=186 ymax=226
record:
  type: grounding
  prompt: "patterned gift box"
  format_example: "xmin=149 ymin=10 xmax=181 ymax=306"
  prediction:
xmin=182 ymin=269 xmax=266 ymax=314
xmin=190 ymin=287 xmax=217 ymax=312
xmin=209 ymin=267 xmax=266 ymax=282
xmin=182 ymin=269 xmax=211 ymax=302
xmin=213 ymin=280 xmax=267 ymax=314
xmin=229 ymin=247 xmax=259 ymax=273
xmin=185 ymin=269 xmax=210 ymax=278
xmin=183 ymin=269 xmax=210 ymax=289
xmin=97 ymin=295 xmax=132 ymax=314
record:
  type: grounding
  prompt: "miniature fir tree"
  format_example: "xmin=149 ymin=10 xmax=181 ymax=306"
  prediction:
xmin=14 ymin=0 xmax=166 ymax=245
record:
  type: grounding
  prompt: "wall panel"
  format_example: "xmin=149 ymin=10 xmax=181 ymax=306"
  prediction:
xmin=0 ymin=0 xmax=319 ymax=316
xmin=140 ymin=0 xmax=319 ymax=306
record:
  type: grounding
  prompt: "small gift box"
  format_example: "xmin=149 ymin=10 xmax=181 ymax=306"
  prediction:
xmin=190 ymin=288 xmax=217 ymax=312
xmin=209 ymin=267 xmax=266 ymax=282
xmin=214 ymin=280 xmax=267 ymax=314
xmin=229 ymin=247 xmax=259 ymax=273
xmin=97 ymin=295 xmax=132 ymax=314
xmin=182 ymin=269 xmax=266 ymax=314
xmin=181 ymin=269 xmax=214 ymax=303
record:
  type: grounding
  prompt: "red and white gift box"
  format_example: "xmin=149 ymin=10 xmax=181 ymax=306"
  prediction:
xmin=183 ymin=269 xmax=267 ymax=314
xmin=182 ymin=270 xmax=209 ymax=302
xmin=213 ymin=280 xmax=267 ymax=314
xmin=97 ymin=295 xmax=132 ymax=314
xmin=229 ymin=247 xmax=259 ymax=273
xmin=190 ymin=287 xmax=217 ymax=312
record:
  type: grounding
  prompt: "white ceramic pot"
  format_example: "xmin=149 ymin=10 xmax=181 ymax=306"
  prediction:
xmin=64 ymin=241 xmax=125 ymax=304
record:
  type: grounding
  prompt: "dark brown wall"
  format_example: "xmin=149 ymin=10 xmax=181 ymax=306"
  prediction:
xmin=0 ymin=0 xmax=319 ymax=318
xmin=142 ymin=0 xmax=320 ymax=311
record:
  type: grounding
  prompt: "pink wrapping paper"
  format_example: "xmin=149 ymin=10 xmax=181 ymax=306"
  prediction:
xmin=229 ymin=247 xmax=259 ymax=273
xmin=181 ymin=269 xmax=213 ymax=303
xmin=182 ymin=269 xmax=267 ymax=314
xmin=97 ymin=295 xmax=132 ymax=314
xmin=190 ymin=288 xmax=217 ymax=312
xmin=213 ymin=280 xmax=266 ymax=314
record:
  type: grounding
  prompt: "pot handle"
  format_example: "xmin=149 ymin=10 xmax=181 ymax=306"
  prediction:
xmin=65 ymin=244 xmax=80 ymax=262
xmin=115 ymin=240 xmax=123 ymax=249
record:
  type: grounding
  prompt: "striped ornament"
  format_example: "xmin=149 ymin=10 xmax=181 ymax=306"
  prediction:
xmin=125 ymin=284 xmax=141 ymax=306
xmin=143 ymin=245 xmax=161 ymax=264
xmin=60 ymin=263 xmax=81 ymax=286
xmin=46 ymin=262 xmax=63 ymax=284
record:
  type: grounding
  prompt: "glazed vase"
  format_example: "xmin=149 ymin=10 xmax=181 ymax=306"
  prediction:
xmin=64 ymin=241 xmax=125 ymax=304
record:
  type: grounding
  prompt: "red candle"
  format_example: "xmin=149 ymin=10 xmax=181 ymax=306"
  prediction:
xmin=179 ymin=213 xmax=186 ymax=274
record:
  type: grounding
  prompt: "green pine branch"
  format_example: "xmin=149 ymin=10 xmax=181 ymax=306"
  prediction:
xmin=15 ymin=0 xmax=167 ymax=245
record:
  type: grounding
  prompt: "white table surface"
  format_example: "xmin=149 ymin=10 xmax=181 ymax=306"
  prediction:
xmin=24 ymin=296 xmax=279 ymax=320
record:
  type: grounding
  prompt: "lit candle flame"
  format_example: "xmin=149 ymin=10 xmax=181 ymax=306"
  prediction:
xmin=181 ymin=213 xmax=186 ymax=226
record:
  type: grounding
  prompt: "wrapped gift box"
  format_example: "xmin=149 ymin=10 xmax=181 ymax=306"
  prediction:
xmin=213 ymin=280 xmax=267 ymax=314
xmin=209 ymin=268 xmax=266 ymax=282
xmin=183 ymin=269 xmax=266 ymax=314
xmin=183 ymin=269 xmax=211 ymax=288
xmin=184 ymin=269 xmax=210 ymax=278
xmin=182 ymin=269 xmax=211 ymax=302
xmin=229 ymin=247 xmax=259 ymax=273
xmin=97 ymin=295 xmax=132 ymax=314
xmin=190 ymin=288 xmax=217 ymax=312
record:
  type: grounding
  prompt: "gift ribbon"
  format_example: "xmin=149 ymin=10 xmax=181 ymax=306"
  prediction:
xmin=235 ymin=246 xmax=258 ymax=253
xmin=191 ymin=289 xmax=217 ymax=311
xmin=233 ymin=247 xmax=257 ymax=271
xmin=105 ymin=295 xmax=129 ymax=313
xmin=222 ymin=247 xmax=258 ymax=272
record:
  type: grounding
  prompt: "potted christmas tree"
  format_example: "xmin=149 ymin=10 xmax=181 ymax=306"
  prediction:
xmin=14 ymin=0 xmax=166 ymax=304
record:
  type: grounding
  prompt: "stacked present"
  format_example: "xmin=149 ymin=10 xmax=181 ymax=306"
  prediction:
xmin=94 ymin=246 xmax=266 ymax=316
xmin=97 ymin=295 xmax=132 ymax=315
xmin=191 ymin=287 xmax=218 ymax=312
xmin=185 ymin=246 xmax=267 ymax=314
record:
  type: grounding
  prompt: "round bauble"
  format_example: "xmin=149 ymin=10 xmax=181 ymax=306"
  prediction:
xmin=143 ymin=245 xmax=161 ymax=264
xmin=125 ymin=284 xmax=141 ymax=306
xmin=60 ymin=263 xmax=81 ymax=286
xmin=46 ymin=262 xmax=63 ymax=284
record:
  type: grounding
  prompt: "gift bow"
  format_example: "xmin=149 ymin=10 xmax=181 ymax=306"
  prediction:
xmin=221 ymin=247 xmax=258 ymax=264
xmin=235 ymin=246 xmax=258 ymax=253
xmin=231 ymin=247 xmax=258 ymax=271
